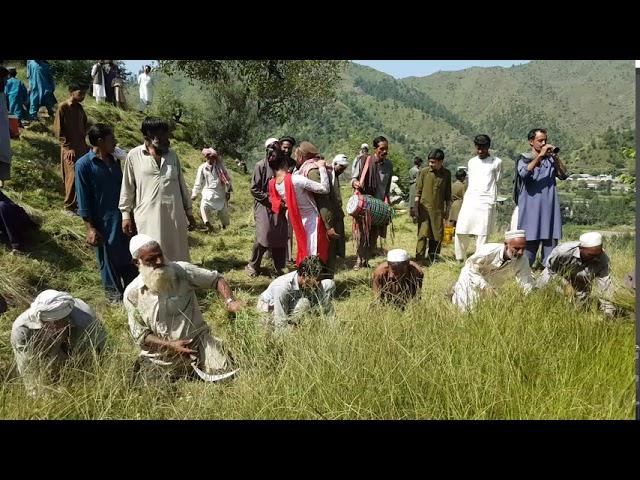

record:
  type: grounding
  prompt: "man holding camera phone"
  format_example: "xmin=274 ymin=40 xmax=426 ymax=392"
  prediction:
xmin=514 ymin=128 xmax=568 ymax=267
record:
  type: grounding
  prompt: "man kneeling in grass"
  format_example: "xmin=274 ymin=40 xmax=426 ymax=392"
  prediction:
xmin=256 ymin=255 xmax=335 ymax=330
xmin=452 ymin=229 xmax=535 ymax=312
xmin=10 ymin=289 xmax=107 ymax=397
xmin=537 ymin=231 xmax=616 ymax=317
xmin=372 ymin=248 xmax=423 ymax=309
xmin=124 ymin=234 xmax=241 ymax=383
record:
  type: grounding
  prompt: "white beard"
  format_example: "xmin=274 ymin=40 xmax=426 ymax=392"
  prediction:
xmin=139 ymin=263 xmax=178 ymax=295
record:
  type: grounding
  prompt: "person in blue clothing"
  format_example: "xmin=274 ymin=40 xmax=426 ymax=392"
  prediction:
xmin=27 ymin=60 xmax=57 ymax=120
xmin=4 ymin=67 xmax=29 ymax=123
xmin=515 ymin=128 xmax=568 ymax=267
xmin=75 ymin=123 xmax=138 ymax=302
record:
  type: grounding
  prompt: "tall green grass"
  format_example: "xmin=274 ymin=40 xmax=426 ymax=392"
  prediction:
xmin=0 ymin=92 xmax=634 ymax=419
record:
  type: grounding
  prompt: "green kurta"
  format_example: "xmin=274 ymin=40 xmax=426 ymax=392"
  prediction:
xmin=449 ymin=180 xmax=467 ymax=222
xmin=415 ymin=167 xmax=451 ymax=243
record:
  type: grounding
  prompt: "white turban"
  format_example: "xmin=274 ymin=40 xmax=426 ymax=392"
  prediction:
xmin=25 ymin=290 xmax=75 ymax=329
xmin=361 ymin=143 xmax=369 ymax=149
xmin=332 ymin=154 xmax=348 ymax=167
xmin=579 ymin=232 xmax=603 ymax=248
xmin=129 ymin=234 xmax=157 ymax=259
xmin=392 ymin=176 xmax=399 ymax=183
xmin=504 ymin=229 xmax=526 ymax=240
xmin=387 ymin=249 xmax=409 ymax=263
xmin=265 ymin=138 xmax=279 ymax=149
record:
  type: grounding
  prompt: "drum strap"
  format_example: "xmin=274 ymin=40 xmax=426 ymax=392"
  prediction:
xmin=356 ymin=155 xmax=372 ymax=194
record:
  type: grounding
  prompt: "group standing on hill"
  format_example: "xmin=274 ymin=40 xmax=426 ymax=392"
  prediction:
xmin=0 ymin=61 xmax=629 ymax=397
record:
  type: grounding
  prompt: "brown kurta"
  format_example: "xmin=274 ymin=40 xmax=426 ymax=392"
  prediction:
xmin=449 ymin=180 xmax=467 ymax=222
xmin=307 ymin=166 xmax=344 ymax=277
xmin=372 ymin=260 xmax=424 ymax=306
xmin=53 ymin=99 xmax=89 ymax=210
xmin=416 ymin=167 xmax=452 ymax=243
xmin=251 ymin=158 xmax=288 ymax=248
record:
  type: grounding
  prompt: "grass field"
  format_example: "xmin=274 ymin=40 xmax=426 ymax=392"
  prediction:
xmin=0 ymin=92 xmax=635 ymax=419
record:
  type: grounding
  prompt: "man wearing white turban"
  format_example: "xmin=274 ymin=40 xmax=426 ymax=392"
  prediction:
xmin=125 ymin=234 xmax=241 ymax=383
xmin=10 ymin=290 xmax=106 ymax=396
xmin=537 ymin=232 xmax=615 ymax=316
xmin=452 ymin=230 xmax=535 ymax=311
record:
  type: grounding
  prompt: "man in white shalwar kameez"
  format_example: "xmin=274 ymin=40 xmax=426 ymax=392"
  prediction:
xmin=119 ymin=117 xmax=196 ymax=262
xmin=454 ymin=135 xmax=502 ymax=260
xmin=452 ymin=229 xmax=535 ymax=312
xmin=137 ymin=65 xmax=154 ymax=111
xmin=91 ymin=61 xmax=107 ymax=104
xmin=191 ymin=148 xmax=232 ymax=232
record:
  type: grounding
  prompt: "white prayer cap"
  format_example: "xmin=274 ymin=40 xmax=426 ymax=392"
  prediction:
xmin=387 ymin=248 xmax=409 ymax=263
xmin=392 ymin=176 xmax=399 ymax=183
xmin=332 ymin=154 xmax=348 ymax=166
xmin=265 ymin=138 xmax=279 ymax=148
xmin=129 ymin=234 xmax=158 ymax=259
xmin=25 ymin=290 xmax=75 ymax=328
xmin=579 ymin=232 xmax=603 ymax=248
xmin=504 ymin=229 xmax=526 ymax=240
xmin=361 ymin=143 xmax=369 ymax=149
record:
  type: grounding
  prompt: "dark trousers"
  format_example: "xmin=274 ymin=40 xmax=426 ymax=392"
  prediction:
xmin=525 ymin=239 xmax=557 ymax=267
xmin=249 ymin=241 xmax=286 ymax=272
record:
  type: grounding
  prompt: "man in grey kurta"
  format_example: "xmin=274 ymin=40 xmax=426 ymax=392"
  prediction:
xmin=11 ymin=290 xmax=106 ymax=397
xmin=119 ymin=117 xmax=195 ymax=263
xmin=408 ymin=156 xmax=423 ymax=211
xmin=515 ymin=128 xmax=568 ymax=266
xmin=350 ymin=136 xmax=393 ymax=269
xmin=124 ymin=234 xmax=241 ymax=382
xmin=246 ymin=138 xmax=289 ymax=277
xmin=537 ymin=232 xmax=615 ymax=316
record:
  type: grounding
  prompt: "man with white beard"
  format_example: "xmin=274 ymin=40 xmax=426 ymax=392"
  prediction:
xmin=123 ymin=234 xmax=242 ymax=383
xmin=451 ymin=229 xmax=535 ymax=312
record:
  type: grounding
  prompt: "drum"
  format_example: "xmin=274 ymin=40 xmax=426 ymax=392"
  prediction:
xmin=346 ymin=194 xmax=392 ymax=226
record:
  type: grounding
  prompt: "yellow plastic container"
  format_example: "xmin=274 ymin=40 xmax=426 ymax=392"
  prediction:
xmin=443 ymin=225 xmax=455 ymax=245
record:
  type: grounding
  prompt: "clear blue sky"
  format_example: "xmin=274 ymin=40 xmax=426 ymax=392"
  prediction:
xmin=123 ymin=60 xmax=156 ymax=75
xmin=352 ymin=60 xmax=530 ymax=78
xmin=123 ymin=60 xmax=530 ymax=79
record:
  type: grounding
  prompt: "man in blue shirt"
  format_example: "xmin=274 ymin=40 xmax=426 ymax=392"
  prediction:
xmin=4 ymin=67 xmax=29 ymax=123
xmin=27 ymin=60 xmax=57 ymax=121
xmin=75 ymin=123 xmax=138 ymax=302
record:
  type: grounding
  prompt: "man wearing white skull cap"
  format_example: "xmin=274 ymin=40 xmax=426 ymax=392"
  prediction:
xmin=537 ymin=231 xmax=615 ymax=316
xmin=124 ymin=234 xmax=241 ymax=382
xmin=452 ymin=229 xmax=535 ymax=311
xmin=10 ymin=289 xmax=106 ymax=396
xmin=372 ymin=248 xmax=423 ymax=308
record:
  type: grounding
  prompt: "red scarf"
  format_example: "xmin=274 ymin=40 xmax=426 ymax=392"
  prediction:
xmin=268 ymin=173 xmax=329 ymax=265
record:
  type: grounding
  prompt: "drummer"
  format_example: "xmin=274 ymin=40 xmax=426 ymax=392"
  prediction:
xmin=350 ymin=136 xmax=393 ymax=270
xmin=410 ymin=149 xmax=452 ymax=264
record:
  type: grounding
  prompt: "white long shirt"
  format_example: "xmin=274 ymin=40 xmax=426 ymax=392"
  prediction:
xmin=455 ymin=155 xmax=502 ymax=235
xmin=452 ymin=242 xmax=534 ymax=311
xmin=192 ymin=162 xmax=229 ymax=211
xmin=138 ymin=73 xmax=154 ymax=103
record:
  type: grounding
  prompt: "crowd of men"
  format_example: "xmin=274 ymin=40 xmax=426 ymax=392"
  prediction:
xmin=0 ymin=63 xmax=629 ymax=396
